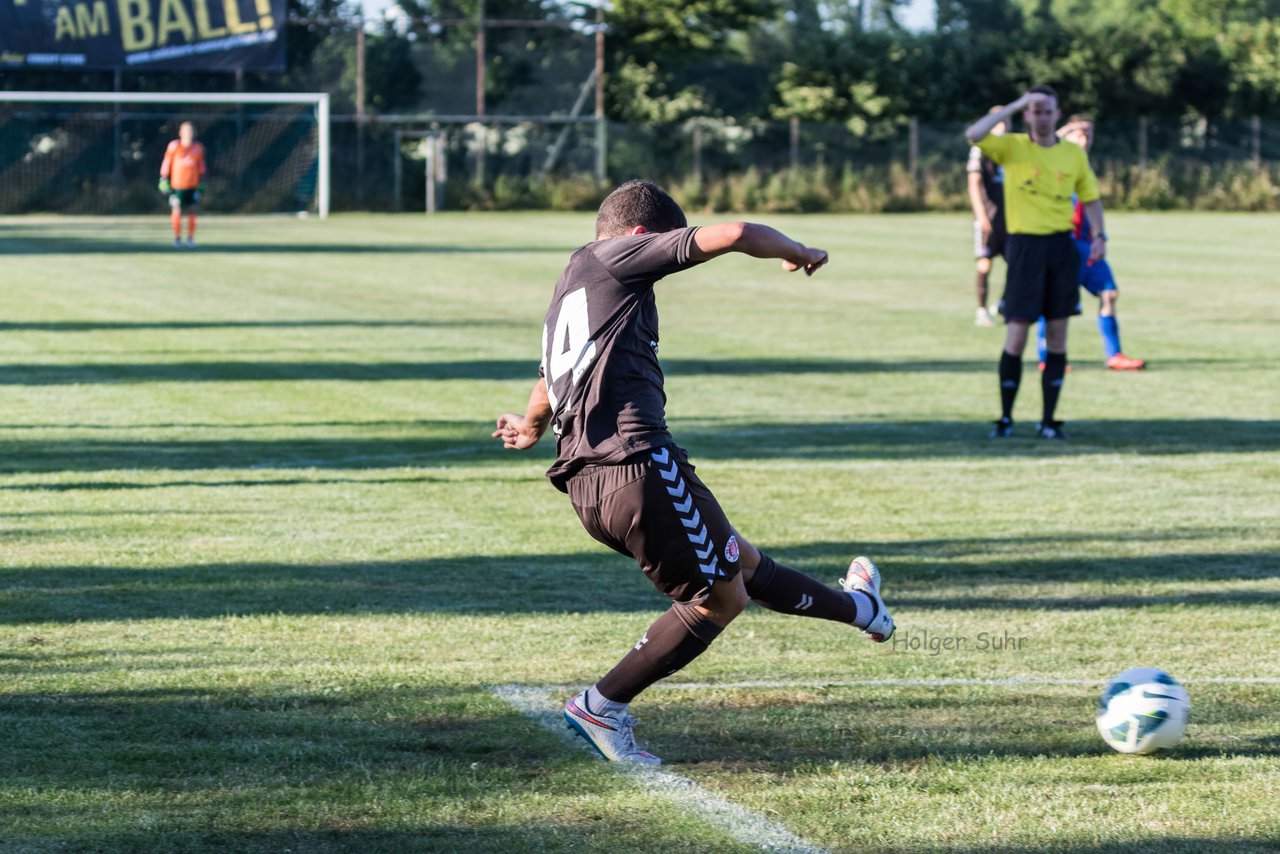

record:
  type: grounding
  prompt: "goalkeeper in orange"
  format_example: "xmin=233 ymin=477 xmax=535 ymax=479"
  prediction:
xmin=158 ymin=121 xmax=207 ymax=247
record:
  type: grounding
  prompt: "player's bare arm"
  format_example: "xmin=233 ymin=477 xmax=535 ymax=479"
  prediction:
xmin=965 ymin=91 xmax=1049 ymax=143
xmin=688 ymin=222 xmax=828 ymax=275
xmin=968 ymin=172 xmax=992 ymax=237
xmin=1081 ymin=198 xmax=1107 ymax=262
xmin=493 ymin=376 xmax=552 ymax=450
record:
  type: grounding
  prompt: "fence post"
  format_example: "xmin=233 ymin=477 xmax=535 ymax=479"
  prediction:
xmin=426 ymin=136 xmax=436 ymax=215
xmin=692 ymin=125 xmax=703 ymax=185
xmin=790 ymin=116 xmax=800 ymax=172
xmin=1252 ymin=115 xmax=1261 ymax=171
xmin=393 ymin=130 xmax=402 ymax=212
xmin=1138 ymin=116 xmax=1148 ymax=170
xmin=112 ymin=69 xmax=122 ymax=206
xmin=908 ymin=116 xmax=920 ymax=197
xmin=435 ymin=133 xmax=448 ymax=209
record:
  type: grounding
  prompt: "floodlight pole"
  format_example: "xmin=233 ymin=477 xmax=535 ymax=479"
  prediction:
xmin=475 ymin=0 xmax=487 ymax=188
xmin=594 ymin=3 xmax=606 ymax=187
xmin=356 ymin=13 xmax=367 ymax=208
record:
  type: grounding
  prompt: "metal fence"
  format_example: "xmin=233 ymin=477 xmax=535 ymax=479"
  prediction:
xmin=2 ymin=107 xmax=1277 ymax=214
xmin=343 ymin=115 xmax=1280 ymax=213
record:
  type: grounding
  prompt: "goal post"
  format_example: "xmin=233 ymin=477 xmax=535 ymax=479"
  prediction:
xmin=0 ymin=91 xmax=330 ymax=218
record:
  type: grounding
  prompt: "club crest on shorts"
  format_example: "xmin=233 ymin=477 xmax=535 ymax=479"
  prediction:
xmin=724 ymin=536 xmax=740 ymax=563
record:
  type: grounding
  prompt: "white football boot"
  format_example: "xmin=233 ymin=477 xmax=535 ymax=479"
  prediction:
xmin=839 ymin=556 xmax=896 ymax=643
xmin=564 ymin=692 xmax=661 ymax=765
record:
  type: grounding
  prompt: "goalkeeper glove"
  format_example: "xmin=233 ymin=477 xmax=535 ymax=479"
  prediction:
xmin=158 ymin=177 xmax=171 ymax=194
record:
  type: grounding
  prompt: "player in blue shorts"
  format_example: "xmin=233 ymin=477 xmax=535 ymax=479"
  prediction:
xmin=1038 ymin=116 xmax=1146 ymax=371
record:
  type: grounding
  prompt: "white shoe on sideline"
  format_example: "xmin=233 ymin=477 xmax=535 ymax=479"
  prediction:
xmin=839 ymin=556 xmax=896 ymax=643
xmin=564 ymin=691 xmax=661 ymax=765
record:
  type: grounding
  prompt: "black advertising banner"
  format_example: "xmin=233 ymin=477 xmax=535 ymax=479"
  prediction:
xmin=0 ymin=0 xmax=286 ymax=71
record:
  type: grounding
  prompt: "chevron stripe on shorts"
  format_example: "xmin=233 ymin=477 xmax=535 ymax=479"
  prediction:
xmin=650 ymin=447 xmax=724 ymax=585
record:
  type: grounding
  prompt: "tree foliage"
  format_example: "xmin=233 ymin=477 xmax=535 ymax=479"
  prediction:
xmin=3 ymin=0 xmax=1278 ymax=124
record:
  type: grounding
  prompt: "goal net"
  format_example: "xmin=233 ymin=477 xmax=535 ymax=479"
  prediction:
xmin=0 ymin=92 xmax=329 ymax=217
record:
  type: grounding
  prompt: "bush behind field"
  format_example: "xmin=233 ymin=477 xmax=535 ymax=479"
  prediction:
xmin=442 ymin=161 xmax=1280 ymax=214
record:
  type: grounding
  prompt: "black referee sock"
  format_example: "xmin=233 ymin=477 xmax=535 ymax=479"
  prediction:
xmin=1042 ymin=351 xmax=1067 ymax=423
xmin=999 ymin=350 xmax=1022 ymax=421
xmin=744 ymin=553 xmax=861 ymax=624
xmin=595 ymin=602 xmax=723 ymax=704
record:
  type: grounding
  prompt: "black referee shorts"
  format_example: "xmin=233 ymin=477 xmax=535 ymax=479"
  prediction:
xmin=999 ymin=232 xmax=1081 ymax=322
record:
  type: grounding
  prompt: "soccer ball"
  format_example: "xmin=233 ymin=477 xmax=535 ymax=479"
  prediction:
xmin=1095 ymin=667 xmax=1190 ymax=755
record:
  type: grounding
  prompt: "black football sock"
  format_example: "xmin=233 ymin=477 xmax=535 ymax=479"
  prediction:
xmin=594 ymin=602 xmax=723 ymax=704
xmin=744 ymin=553 xmax=869 ymax=624
xmin=1042 ymin=351 xmax=1067 ymax=423
xmin=999 ymin=350 xmax=1022 ymax=420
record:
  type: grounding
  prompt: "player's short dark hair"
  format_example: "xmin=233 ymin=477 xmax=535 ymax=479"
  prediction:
xmin=1028 ymin=84 xmax=1058 ymax=102
xmin=596 ymin=180 xmax=687 ymax=238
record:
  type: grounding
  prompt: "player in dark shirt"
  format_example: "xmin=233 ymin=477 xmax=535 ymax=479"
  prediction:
xmin=493 ymin=180 xmax=896 ymax=765
xmin=967 ymin=106 xmax=1008 ymax=327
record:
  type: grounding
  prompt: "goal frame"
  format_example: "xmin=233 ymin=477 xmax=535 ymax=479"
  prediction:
xmin=0 ymin=91 xmax=330 ymax=219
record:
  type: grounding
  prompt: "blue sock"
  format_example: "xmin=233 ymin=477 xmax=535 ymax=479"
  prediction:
xmin=1036 ymin=317 xmax=1048 ymax=363
xmin=1097 ymin=314 xmax=1121 ymax=359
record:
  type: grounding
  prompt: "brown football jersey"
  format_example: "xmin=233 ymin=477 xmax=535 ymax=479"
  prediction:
xmin=541 ymin=227 xmax=702 ymax=490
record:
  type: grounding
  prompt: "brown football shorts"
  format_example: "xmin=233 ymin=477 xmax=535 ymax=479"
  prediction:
xmin=565 ymin=444 xmax=742 ymax=605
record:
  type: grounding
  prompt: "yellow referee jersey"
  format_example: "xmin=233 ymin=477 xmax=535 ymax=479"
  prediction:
xmin=976 ymin=134 xmax=1099 ymax=235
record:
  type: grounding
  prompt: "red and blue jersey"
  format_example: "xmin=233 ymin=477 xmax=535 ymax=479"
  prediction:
xmin=1071 ymin=196 xmax=1091 ymax=242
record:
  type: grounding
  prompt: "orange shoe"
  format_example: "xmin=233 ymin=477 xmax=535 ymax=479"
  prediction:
xmin=1106 ymin=353 xmax=1146 ymax=371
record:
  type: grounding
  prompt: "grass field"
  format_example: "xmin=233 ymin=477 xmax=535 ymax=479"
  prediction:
xmin=2 ymin=212 xmax=1278 ymax=853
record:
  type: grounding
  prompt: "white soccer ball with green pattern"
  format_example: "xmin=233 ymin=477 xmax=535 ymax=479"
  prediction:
xmin=1096 ymin=668 xmax=1190 ymax=755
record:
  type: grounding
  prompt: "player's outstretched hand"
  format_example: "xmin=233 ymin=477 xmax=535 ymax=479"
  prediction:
xmin=1020 ymin=90 xmax=1054 ymax=110
xmin=782 ymin=246 xmax=829 ymax=276
xmin=493 ymin=413 xmax=539 ymax=450
xmin=1088 ymin=236 xmax=1106 ymax=264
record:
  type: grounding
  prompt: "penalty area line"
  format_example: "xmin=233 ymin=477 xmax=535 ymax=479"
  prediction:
xmin=492 ymin=685 xmax=831 ymax=854
xmin=522 ymin=676 xmax=1280 ymax=695
xmin=652 ymin=676 xmax=1280 ymax=690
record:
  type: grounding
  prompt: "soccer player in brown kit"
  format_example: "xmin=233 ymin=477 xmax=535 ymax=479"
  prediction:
xmin=493 ymin=180 xmax=896 ymax=765
xmin=965 ymin=85 xmax=1107 ymax=440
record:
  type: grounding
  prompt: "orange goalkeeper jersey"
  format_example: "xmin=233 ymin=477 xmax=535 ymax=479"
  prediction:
xmin=160 ymin=140 xmax=207 ymax=190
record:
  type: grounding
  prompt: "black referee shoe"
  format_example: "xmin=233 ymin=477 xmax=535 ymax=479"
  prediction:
xmin=989 ymin=417 xmax=1014 ymax=439
xmin=1036 ymin=420 xmax=1068 ymax=440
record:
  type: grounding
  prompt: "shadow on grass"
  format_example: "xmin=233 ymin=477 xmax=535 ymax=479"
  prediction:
xmin=1 ymin=550 xmax=1277 ymax=626
xmin=0 ymin=430 xmax=507 ymax=473
xmin=658 ymin=686 xmax=1280 ymax=766
xmin=0 ymin=359 xmax=540 ymax=385
xmin=0 ymin=237 xmax=567 ymax=255
xmin=2 ymin=417 xmax=1278 ymax=474
xmin=0 ymin=319 xmax=525 ymax=332
xmin=673 ymin=417 xmax=1280 ymax=458
xmin=0 ymin=356 xmax=995 ymax=387
xmin=3 ymin=684 xmax=1274 ymax=854
xmin=0 ymin=474 xmax=453 ymax=491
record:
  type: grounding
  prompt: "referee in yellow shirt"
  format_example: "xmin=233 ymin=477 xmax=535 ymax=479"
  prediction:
xmin=965 ymin=85 xmax=1107 ymax=440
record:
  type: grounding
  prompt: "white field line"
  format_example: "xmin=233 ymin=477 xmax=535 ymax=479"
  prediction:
xmin=530 ymin=676 xmax=1280 ymax=694
xmin=492 ymin=685 xmax=832 ymax=854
